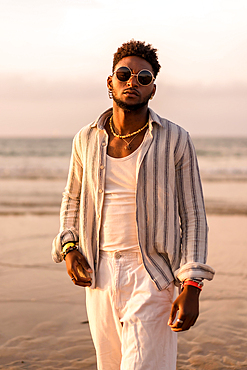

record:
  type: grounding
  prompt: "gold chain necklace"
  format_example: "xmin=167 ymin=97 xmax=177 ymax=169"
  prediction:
xmin=109 ymin=116 xmax=149 ymax=139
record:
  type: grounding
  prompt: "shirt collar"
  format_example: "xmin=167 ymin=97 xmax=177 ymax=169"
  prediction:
xmin=90 ymin=107 xmax=165 ymax=130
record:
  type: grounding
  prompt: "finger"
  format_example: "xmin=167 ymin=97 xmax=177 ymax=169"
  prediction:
xmin=73 ymin=278 xmax=92 ymax=287
xmin=190 ymin=319 xmax=197 ymax=327
xmin=171 ymin=324 xmax=190 ymax=332
xmin=170 ymin=316 xmax=185 ymax=329
xmin=67 ymin=265 xmax=76 ymax=280
xmin=170 ymin=314 xmax=198 ymax=332
xmin=168 ymin=303 xmax=178 ymax=326
xmin=72 ymin=268 xmax=92 ymax=283
xmin=78 ymin=255 xmax=93 ymax=273
xmin=184 ymin=313 xmax=198 ymax=329
xmin=70 ymin=273 xmax=92 ymax=286
xmin=72 ymin=260 xmax=92 ymax=281
xmin=69 ymin=262 xmax=92 ymax=283
xmin=76 ymin=263 xmax=92 ymax=279
xmin=68 ymin=271 xmax=74 ymax=280
xmin=72 ymin=273 xmax=92 ymax=282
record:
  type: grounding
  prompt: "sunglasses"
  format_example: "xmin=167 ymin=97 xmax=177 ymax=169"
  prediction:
xmin=113 ymin=66 xmax=155 ymax=86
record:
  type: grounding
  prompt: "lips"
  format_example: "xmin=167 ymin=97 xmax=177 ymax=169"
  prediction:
xmin=123 ymin=89 xmax=139 ymax=96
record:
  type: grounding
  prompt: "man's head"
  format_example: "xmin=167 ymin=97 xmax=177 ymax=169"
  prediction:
xmin=108 ymin=40 xmax=160 ymax=112
xmin=112 ymin=40 xmax=161 ymax=78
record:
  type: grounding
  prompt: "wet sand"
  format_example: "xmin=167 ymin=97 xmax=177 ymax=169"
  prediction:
xmin=0 ymin=179 xmax=246 ymax=369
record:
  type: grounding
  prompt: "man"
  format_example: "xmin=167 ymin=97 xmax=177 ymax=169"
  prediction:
xmin=52 ymin=40 xmax=215 ymax=369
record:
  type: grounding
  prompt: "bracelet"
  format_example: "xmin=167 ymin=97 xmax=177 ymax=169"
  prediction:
xmin=187 ymin=278 xmax=204 ymax=287
xmin=62 ymin=244 xmax=78 ymax=260
xmin=63 ymin=246 xmax=78 ymax=260
xmin=182 ymin=280 xmax=203 ymax=291
xmin=62 ymin=242 xmax=76 ymax=254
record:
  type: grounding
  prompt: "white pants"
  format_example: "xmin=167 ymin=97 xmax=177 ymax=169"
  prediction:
xmin=86 ymin=250 xmax=177 ymax=370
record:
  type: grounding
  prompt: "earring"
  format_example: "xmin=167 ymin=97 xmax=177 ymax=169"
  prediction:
xmin=150 ymin=94 xmax=154 ymax=100
xmin=108 ymin=89 xmax=113 ymax=99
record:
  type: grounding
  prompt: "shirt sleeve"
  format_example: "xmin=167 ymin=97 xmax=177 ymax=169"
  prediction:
xmin=174 ymin=133 xmax=215 ymax=282
xmin=51 ymin=133 xmax=82 ymax=263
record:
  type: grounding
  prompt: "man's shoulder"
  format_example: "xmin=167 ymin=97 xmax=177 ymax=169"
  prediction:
xmin=150 ymin=109 xmax=188 ymax=139
xmin=74 ymin=108 xmax=112 ymax=140
xmin=77 ymin=121 xmax=96 ymax=137
xmin=72 ymin=121 xmax=99 ymax=148
xmin=149 ymin=109 xmax=190 ymax=163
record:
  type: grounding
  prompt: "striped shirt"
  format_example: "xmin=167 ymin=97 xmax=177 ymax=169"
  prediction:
xmin=52 ymin=108 xmax=215 ymax=290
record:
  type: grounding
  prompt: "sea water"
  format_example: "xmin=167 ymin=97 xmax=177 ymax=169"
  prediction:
xmin=0 ymin=137 xmax=246 ymax=215
xmin=0 ymin=137 xmax=246 ymax=180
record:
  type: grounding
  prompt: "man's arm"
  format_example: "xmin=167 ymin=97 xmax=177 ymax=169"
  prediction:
xmin=52 ymin=134 xmax=82 ymax=262
xmin=52 ymin=133 xmax=93 ymax=286
xmin=170 ymin=133 xmax=214 ymax=331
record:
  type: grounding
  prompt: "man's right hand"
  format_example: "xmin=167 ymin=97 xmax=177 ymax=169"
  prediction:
xmin=65 ymin=249 xmax=93 ymax=287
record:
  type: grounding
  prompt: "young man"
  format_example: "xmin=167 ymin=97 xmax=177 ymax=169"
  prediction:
xmin=52 ymin=40 xmax=215 ymax=369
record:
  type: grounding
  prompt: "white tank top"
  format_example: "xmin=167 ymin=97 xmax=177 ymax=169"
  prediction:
xmin=99 ymin=146 xmax=142 ymax=252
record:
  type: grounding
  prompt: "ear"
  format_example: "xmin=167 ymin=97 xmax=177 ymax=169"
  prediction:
xmin=152 ymin=84 xmax=156 ymax=98
xmin=107 ymin=75 xmax=113 ymax=90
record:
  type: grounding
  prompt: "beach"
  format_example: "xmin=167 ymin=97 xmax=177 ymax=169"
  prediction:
xmin=0 ymin=137 xmax=247 ymax=369
xmin=0 ymin=210 xmax=96 ymax=370
xmin=0 ymin=178 xmax=246 ymax=369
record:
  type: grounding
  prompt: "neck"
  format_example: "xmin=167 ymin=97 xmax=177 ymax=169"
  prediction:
xmin=111 ymin=104 xmax=149 ymax=135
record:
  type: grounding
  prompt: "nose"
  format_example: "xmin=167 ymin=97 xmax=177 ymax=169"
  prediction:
xmin=127 ymin=73 xmax=138 ymax=87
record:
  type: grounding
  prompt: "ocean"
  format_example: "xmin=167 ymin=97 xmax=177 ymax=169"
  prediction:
xmin=0 ymin=137 xmax=246 ymax=216
xmin=0 ymin=137 xmax=247 ymax=180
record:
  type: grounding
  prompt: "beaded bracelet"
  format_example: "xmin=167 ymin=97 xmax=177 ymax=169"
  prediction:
xmin=62 ymin=244 xmax=78 ymax=260
xmin=62 ymin=242 xmax=76 ymax=254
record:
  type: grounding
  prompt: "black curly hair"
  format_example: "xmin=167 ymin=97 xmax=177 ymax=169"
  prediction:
xmin=112 ymin=40 xmax=161 ymax=78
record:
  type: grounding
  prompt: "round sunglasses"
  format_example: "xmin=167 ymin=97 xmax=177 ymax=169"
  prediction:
xmin=113 ymin=66 xmax=155 ymax=86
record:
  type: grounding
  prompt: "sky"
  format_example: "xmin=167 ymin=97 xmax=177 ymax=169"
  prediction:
xmin=0 ymin=0 xmax=247 ymax=137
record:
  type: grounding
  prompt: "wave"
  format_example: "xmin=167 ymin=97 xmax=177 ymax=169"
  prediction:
xmin=0 ymin=138 xmax=73 ymax=157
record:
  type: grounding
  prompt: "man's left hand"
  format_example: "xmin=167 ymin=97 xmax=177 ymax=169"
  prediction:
xmin=168 ymin=285 xmax=200 ymax=332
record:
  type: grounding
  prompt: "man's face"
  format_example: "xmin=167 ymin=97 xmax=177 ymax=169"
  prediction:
xmin=107 ymin=56 xmax=156 ymax=112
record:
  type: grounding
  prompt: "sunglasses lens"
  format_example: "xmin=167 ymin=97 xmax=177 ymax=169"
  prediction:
xmin=116 ymin=67 xmax=131 ymax=82
xmin=138 ymin=70 xmax=153 ymax=85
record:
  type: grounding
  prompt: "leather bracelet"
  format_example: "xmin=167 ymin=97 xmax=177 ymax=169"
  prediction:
xmin=182 ymin=280 xmax=203 ymax=290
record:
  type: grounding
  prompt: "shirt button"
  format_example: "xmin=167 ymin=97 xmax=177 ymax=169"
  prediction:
xmin=99 ymin=189 xmax=103 ymax=193
xmin=98 ymin=214 xmax=101 ymax=218
xmin=100 ymin=165 xmax=105 ymax=170
xmin=102 ymin=142 xmax=106 ymax=146
xmin=115 ymin=252 xmax=121 ymax=259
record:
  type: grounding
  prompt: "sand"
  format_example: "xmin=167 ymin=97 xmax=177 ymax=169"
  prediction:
xmin=0 ymin=214 xmax=96 ymax=370
xmin=177 ymin=214 xmax=247 ymax=370
xmin=0 ymin=179 xmax=247 ymax=369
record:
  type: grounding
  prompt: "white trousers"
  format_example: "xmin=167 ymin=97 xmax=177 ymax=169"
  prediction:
xmin=86 ymin=250 xmax=177 ymax=370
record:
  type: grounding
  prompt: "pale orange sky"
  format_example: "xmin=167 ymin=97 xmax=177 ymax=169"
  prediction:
xmin=1 ymin=0 xmax=247 ymax=137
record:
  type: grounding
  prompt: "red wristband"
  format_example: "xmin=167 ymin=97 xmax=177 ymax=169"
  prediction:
xmin=183 ymin=280 xmax=203 ymax=290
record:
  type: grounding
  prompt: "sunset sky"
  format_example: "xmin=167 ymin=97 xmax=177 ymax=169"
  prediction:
xmin=1 ymin=0 xmax=247 ymax=137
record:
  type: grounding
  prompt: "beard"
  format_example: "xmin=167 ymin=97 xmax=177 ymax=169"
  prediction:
xmin=112 ymin=90 xmax=153 ymax=112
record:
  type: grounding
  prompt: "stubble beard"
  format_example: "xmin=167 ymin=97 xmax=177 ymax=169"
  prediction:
xmin=112 ymin=90 xmax=153 ymax=112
